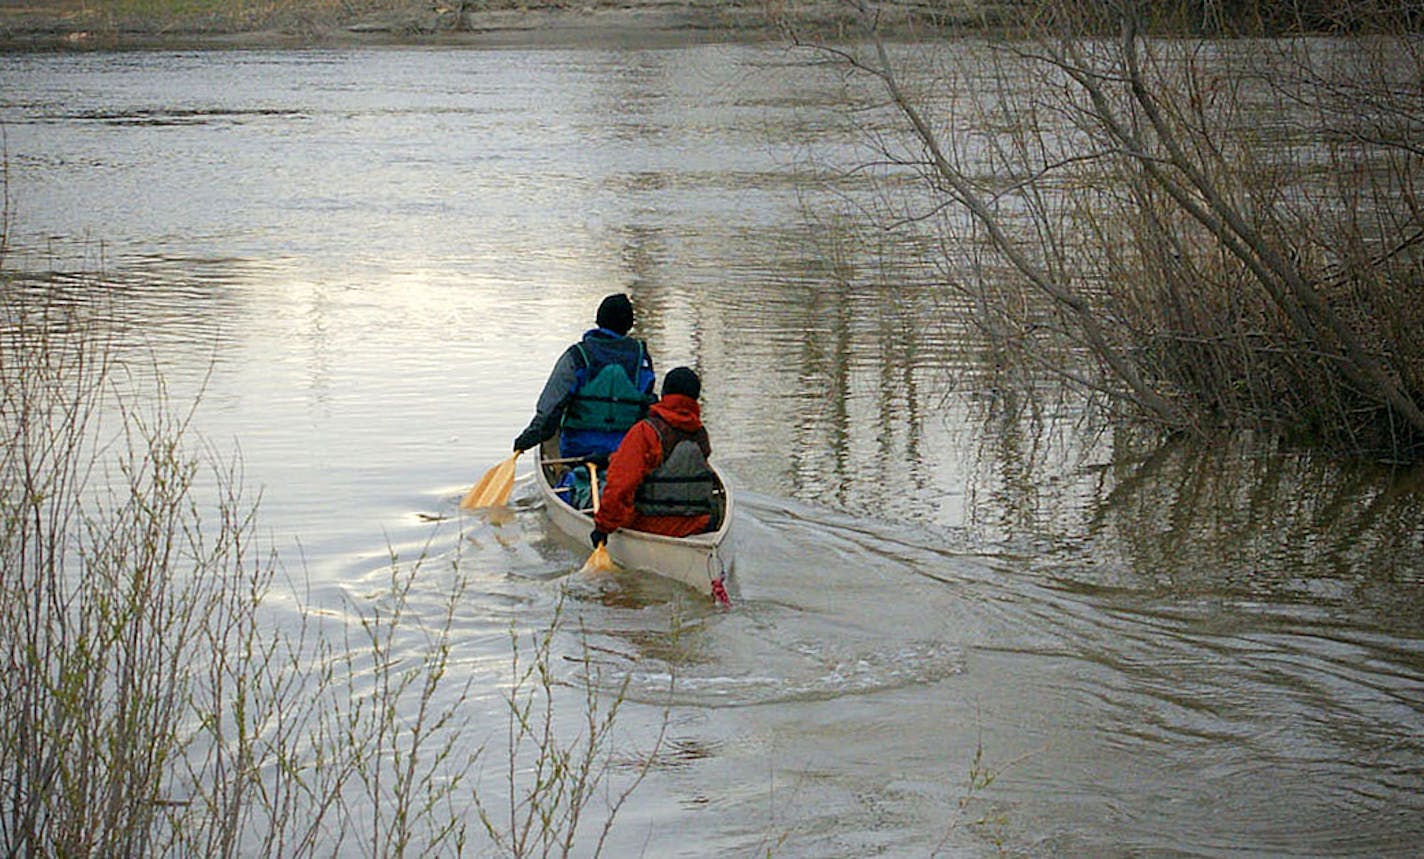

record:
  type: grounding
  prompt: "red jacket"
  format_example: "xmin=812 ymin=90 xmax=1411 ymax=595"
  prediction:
xmin=593 ymin=394 xmax=711 ymax=538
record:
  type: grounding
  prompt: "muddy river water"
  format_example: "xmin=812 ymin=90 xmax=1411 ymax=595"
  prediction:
xmin=3 ymin=43 xmax=1422 ymax=856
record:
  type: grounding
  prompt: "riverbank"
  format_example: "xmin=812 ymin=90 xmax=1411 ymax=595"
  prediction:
xmin=0 ymin=0 xmax=1008 ymax=51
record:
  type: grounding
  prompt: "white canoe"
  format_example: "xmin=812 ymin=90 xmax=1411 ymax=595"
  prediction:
xmin=536 ymin=446 xmax=734 ymax=602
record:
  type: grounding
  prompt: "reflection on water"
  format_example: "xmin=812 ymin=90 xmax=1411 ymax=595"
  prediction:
xmin=2 ymin=44 xmax=1422 ymax=857
xmin=1076 ymin=434 xmax=1424 ymax=626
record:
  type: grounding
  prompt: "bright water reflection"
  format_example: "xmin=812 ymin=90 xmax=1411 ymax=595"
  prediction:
xmin=2 ymin=45 xmax=1422 ymax=856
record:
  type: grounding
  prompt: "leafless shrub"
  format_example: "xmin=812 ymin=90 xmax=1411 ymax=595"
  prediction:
xmin=793 ymin=0 xmax=1424 ymax=459
xmin=0 ymin=285 xmax=657 ymax=856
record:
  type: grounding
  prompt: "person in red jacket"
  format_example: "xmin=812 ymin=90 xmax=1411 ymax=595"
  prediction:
xmin=591 ymin=366 xmax=716 ymax=545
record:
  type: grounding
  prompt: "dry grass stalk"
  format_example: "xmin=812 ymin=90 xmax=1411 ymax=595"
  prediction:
xmin=0 ymin=286 xmax=660 ymax=855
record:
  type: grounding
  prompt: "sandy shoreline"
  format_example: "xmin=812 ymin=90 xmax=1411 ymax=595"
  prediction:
xmin=0 ymin=1 xmax=980 ymax=52
xmin=0 ymin=1 xmax=1010 ymax=52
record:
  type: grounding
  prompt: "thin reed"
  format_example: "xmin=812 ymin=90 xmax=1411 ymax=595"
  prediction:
xmin=0 ymin=285 xmax=660 ymax=856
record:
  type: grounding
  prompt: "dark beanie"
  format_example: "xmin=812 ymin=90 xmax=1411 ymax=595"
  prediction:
xmin=596 ymin=293 xmax=634 ymax=335
xmin=662 ymin=366 xmax=701 ymax=400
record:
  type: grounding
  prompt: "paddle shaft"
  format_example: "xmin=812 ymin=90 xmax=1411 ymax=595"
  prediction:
xmin=580 ymin=461 xmax=618 ymax=574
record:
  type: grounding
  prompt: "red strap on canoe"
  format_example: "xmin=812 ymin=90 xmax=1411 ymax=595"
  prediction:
xmin=711 ymin=578 xmax=731 ymax=607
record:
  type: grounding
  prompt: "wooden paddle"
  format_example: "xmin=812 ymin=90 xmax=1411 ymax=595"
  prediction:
xmin=459 ymin=450 xmax=521 ymax=510
xmin=580 ymin=461 xmax=618 ymax=574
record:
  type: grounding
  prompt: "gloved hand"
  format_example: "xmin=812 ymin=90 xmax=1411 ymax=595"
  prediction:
xmin=513 ymin=426 xmax=542 ymax=453
xmin=589 ymin=529 xmax=607 ymax=549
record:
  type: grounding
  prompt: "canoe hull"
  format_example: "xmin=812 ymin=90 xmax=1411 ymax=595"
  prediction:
xmin=537 ymin=447 xmax=733 ymax=598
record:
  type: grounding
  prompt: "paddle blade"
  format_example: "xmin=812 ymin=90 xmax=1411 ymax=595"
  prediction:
xmin=579 ymin=542 xmax=618 ymax=575
xmin=460 ymin=452 xmax=519 ymax=510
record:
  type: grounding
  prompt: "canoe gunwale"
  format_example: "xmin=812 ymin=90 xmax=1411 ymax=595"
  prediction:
xmin=535 ymin=446 xmax=732 ymax=596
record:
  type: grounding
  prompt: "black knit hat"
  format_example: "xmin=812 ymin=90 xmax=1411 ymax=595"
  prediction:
xmin=595 ymin=293 xmax=634 ymax=335
xmin=662 ymin=366 xmax=701 ymax=400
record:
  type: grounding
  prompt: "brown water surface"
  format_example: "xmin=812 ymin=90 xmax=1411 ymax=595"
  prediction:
xmin=2 ymin=44 xmax=1421 ymax=856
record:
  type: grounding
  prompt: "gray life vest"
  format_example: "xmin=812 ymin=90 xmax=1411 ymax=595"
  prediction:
xmin=634 ymin=415 xmax=715 ymax=517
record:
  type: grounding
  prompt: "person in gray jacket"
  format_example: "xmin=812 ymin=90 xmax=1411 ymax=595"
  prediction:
xmin=512 ymin=293 xmax=656 ymax=462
